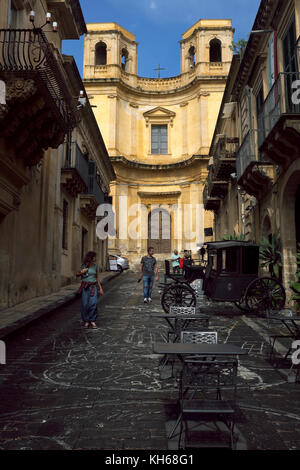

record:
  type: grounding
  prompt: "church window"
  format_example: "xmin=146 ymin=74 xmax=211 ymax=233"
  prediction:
xmin=151 ymin=124 xmax=168 ymax=154
xmin=209 ymin=38 xmax=222 ymax=62
xmin=95 ymin=42 xmax=107 ymax=65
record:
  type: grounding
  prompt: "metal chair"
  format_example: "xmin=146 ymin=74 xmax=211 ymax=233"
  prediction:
xmin=181 ymin=330 xmax=218 ymax=362
xmin=178 ymin=358 xmax=238 ymax=449
xmin=169 ymin=306 xmax=196 ymax=315
xmin=181 ymin=331 xmax=218 ymax=345
xmin=167 ymin=306 xmax=197 ymax=343
xmin=266 ymin=309 xmax=300 ymax=364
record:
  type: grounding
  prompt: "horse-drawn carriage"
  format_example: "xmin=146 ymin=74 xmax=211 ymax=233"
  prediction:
xmin=161 ymin=241 xmax=286 ymax=314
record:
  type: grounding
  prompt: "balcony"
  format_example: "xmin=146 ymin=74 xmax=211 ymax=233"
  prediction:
xmin=206 ymin=168 xmax=228 ymax=199
xmin=0 ymin=29 xmax=80 ymax=167
xmin=80 ymin=165 xmax=105 ymax=219
xmin=236 ymin=129 xmax=274 ymax=199
xmin=61 ymin=143 xmax=89 ymax=198
xmin=213 ymin=136 xmax=239 ymax=180
xmin=258 ymin=72 xmax=300 ymax=167
xmin=203 ymin=183 xmax=221 ymax=212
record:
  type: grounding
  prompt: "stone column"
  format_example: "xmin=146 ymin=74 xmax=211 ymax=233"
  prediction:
xmin=181 ymin=102 xmax=188 ymax=156
xmin=130 ymin=103 xmax=138 ymax=157
xmin=198 ymin=92 xmax=210 ymax=151
xmin=107 ymin=95 xmax=119 ymax=155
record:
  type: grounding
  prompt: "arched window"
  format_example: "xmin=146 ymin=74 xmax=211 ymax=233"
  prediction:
xmin=121 ymin=48 xmax=129 ymax=71
xmin=209 ymin=38 xmax=222 ymax=63
xmin=95 ymin=41 xmax=107 ymax=66
xmin=188 ymin=46 xmax=196 ymax=68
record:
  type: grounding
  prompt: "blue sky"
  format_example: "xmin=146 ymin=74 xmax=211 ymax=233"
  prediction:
xmin=62 ymin=0 xmax=261 ymax=78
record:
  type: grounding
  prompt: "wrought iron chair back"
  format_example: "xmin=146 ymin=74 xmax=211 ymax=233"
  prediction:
xmin=181 ymin=330 xmax=217 ymax=345
xmin=180 ymin=359 xmax=238 ymax=400
xmin=169 ymin=306 xmax=196 ymax=315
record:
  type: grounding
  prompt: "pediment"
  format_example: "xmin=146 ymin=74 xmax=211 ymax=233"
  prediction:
xmin=143 ymin=107 xmax=176 ymax=127
xmin=143 ymin=107 xmax=176 ymax=118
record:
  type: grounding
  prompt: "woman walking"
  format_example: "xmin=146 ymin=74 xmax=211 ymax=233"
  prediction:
xmin=76 ymin=251 xmax=103 ymax=329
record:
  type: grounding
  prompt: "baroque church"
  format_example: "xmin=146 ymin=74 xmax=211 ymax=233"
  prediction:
xmin=83 ymin=19 xmax=234 ymax=267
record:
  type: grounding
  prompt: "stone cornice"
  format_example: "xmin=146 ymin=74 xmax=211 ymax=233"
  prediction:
xmin=180 ymin=26 xmax=235 ymax=44
xmin=231 ymin=0 xmax=278 ymax=100
xmin=83 ymin=75 xmax=227 ymax=96
xmin=138 ymin=191 xmax=181 ymax=198
xmin=85 ymin=29 xmax=138 ymax=45
xmin=110 ymin=154 xmax=209 ymax=170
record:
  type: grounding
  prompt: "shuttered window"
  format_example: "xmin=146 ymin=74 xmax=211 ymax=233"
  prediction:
xmin=151 ymin=124 xmax=168 ymax=154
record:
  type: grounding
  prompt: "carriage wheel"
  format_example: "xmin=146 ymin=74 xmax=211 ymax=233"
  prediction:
xmin=161 ymin=284 xmax=197 ymax=313
xmin=245 ymin=277 xmax=286 ymax=313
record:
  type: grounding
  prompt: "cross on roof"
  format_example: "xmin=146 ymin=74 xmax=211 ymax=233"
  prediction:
xmin=153 ymin=64 xmax=165 ymax=78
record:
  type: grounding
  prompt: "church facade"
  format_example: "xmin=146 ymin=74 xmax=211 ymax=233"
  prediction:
xmin=83 ymin=19 xmax=234 ymax=267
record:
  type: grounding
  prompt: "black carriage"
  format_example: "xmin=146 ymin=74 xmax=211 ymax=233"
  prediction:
xmin=160 ymin=241 xmax=286 ymax=314
xmin=160 ymin=258 xmax=205 ymax=313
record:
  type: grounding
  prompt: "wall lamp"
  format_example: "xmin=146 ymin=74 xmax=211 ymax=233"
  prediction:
xmin=29 ymin=10 xmax=58 ymax=32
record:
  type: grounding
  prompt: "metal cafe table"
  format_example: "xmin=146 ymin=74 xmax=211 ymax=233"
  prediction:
xmin=152 ymin=342 xmax=247 ymax=363
xmin=152 ymin=342 xmax=247 ymax=441
xmin=151 ymin=312 xmax=210 ymax=343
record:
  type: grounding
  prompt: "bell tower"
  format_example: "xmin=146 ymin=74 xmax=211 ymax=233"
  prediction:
xmin=84 ymin=23 xmax=138 ymax=79
xmin=180 ymin=19 xmax=234 ymax=75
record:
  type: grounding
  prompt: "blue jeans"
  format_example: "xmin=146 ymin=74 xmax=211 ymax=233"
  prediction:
xmin=143 ymin=275 xmax=154 ymax=299
xmin=81 ymin=286 xmax=98 ymax=322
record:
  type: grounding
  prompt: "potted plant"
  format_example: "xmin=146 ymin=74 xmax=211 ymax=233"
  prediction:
xmin=259 ymin=234 xmax=283 ymax=281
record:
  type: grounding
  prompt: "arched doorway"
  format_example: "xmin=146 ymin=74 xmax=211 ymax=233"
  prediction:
xmin=188 ymin=46 xmax=196 ymax=68
xmin=209 ymin=38 xmax=222 ymax=62
xmin=121 ymin=48 xmax=129 ymax=71
xmin=148 ymin=208 xmax=171 ymax=253
xmin=95 ymin=42 xmax=107 ymax=65
xmin=280 ymin=168 xmax=300 ymax=290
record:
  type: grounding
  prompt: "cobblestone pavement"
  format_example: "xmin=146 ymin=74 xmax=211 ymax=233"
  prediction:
xmin=0 ymin=272 xmax=300 ymax=450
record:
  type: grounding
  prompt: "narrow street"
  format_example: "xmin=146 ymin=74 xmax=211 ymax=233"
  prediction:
xmin=0 ymin=272 xmax=300 ymax=450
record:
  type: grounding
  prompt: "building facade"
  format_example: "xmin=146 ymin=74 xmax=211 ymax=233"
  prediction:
xmin=83 ymin=20 xmax=234 ymax=268
xmin=0 ymin=0 xmax=115 ymax=309
xmin=205 ymin=0 xmax=300 ymax=302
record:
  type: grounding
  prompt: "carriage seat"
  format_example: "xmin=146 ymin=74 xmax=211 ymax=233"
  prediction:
xmin=164 ymin=260 xmax=184 ymax=285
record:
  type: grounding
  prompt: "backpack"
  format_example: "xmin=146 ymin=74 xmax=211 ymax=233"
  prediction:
xmin=179 ymin=257 xmax=184 ymax=269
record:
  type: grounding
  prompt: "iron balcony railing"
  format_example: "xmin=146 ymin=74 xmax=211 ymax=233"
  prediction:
xmin=258 ymin=71 xmax=300 ymax=147
xmin=0 ymin=28 xmax=79 ymax=130
xmin=63 ymin=142 xmax=89 ymax=187
xmin=236 ymin=129 xmax=267 ymax=181
xmin=214 ymin=136 xmax=239 ymax=162
xmin=213 ymin=135 xmax=239 ymax=179
xmin=84 ymin=174 xmax=105 ymax=205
